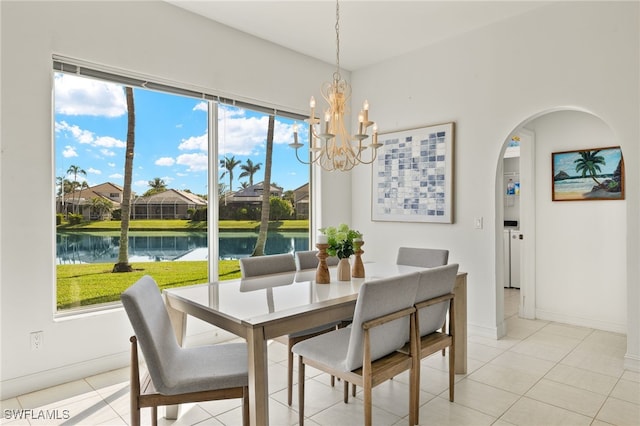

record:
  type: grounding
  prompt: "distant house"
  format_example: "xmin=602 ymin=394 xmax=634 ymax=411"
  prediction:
xmin=132 ymin=189 xmax=207 ymax=220
xmin=57 ymin=182 xmax=123 ymax=220
xmin=223 ymin=181 xmax=283 ymax=206
xmin=291 ymin=183 xmax=309 ymax=219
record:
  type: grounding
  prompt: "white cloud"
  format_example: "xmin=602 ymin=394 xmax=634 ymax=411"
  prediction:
xmin=155 ymin=157 xmax=176 ymax=167
xmin=178 ymin=133 xmax=208 ymax=151
xmin=87 ymin=167 xmax=101 ymax=175
xmin=176 ymin=153 xmax=208 ymax=172
xmin=92 ymin=136 xmax=126 ymax=148
xmin=62 ymin=145 xmax=78 ymax=158
xmin=100 ymin=149 xmax=116 ymax=157
xmin=54 ymin=73 xmax=127 ymax=117
xmin=134 ymin=180 xmax=148 ymax=188
xmin=109 ymin=173 xmax=123 ymax=179
xmin=193 ymin=102 xmax=208 ymax=112
xmin=176 ymin=172 xmax=188 ymax=177
xmin=108 ymin=162 xmax=116 ymax=168
xmin=56 ymin=121 xmax=126 ymax=150
xmin=217 ymin=109 xmax=297 ymax=155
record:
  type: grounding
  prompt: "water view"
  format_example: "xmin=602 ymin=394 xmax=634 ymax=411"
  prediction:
xmin=57 ymin=231 xmax=310 ymax=264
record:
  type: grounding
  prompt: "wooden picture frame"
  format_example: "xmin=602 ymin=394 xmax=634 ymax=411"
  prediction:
xmin=552 ymin=146 xmax=625 ymax=201
xmin=371 ymin=122 xmax=454 ymax=223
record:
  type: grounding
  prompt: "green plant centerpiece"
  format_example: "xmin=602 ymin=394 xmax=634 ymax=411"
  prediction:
xmin=320 ymin=223 xmax=362 ymax=259
xmin=320 ymin=224 xmax=362 ymax=281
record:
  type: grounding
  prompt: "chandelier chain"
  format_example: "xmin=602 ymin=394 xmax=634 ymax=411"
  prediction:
xmin=335 ymin=0 xmax=340 ymax=78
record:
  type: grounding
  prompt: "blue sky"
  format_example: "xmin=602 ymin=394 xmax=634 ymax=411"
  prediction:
xmin=553 ymin=148 xmax=622 ymax=178
xmin=54 ymin=73 xmax=309 ymax=196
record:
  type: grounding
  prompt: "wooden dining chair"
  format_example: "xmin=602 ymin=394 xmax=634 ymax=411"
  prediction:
xmin=239 ymin=253 xmax=340 ymax=406
xmin=121 ymin=275 xmax=249 ymax=426
xmin=294 ymin=250 xmax=339 ymax=270
xmin=397 ymin=246 xmax=450 ymax=356
xmin=293 ymin=272 xmax=421 ymax=426
xmin=411 ymin=263 xmax=459 ymax=424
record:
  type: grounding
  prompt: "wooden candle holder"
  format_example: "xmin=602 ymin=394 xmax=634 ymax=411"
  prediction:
xmin=352 ymin=240 xmax=365 ymax=278
xmin=315 ymin=243 xmax=331 ymax=284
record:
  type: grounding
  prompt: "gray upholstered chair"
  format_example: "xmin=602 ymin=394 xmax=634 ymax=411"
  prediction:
xmin=396 ymin=247 xmax=449 ymax=268
xmin=239 ymin=253 xmax=339 ymax=406
xmin=397 ymin=246 xmax=450 ymax=356
xmin=239 ymin=253 xmax=296 ymax=277
xmin=294 ymin=250 xmax=339 ymax=270
xmin=121 ymin=276 xmax=249 ymax=426
xmin=293 ymin=272 xmax=421 ymax=426
xmin=411 ymin=263 xmax=459 ymax=424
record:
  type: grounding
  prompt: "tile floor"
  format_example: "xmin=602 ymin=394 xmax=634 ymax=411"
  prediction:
xmin=2 ymin=289 xmax=639 ymax=425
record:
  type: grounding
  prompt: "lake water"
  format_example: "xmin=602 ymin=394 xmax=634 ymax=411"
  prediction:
xmin=57 ymin=230 xmax=309 ymax=264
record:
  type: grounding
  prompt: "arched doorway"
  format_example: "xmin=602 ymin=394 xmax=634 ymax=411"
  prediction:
xmin=495 ymin=109 xmax=626 ymax=336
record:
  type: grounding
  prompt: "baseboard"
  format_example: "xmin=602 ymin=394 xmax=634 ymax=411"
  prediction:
xmin=468 ymin=322 xmax=502 ymax=339
xmin=0 ymin=352 xmax=129 ymax=400
xmin=535 ymin=308 xmax=626 ymax=334
xmin=624 ymin=353 xmax=640 ymax=372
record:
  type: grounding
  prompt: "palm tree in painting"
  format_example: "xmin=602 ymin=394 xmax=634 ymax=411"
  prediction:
xmin=252 ymin=115 xmax=274 ymax=257
xmin=113 ymin=86 xmax=135 ymax=273
xmin=66 ymin=164 xmax=86 ymax=214
xmin=220 ymin=156 xmax=241 ymax=205
xmin=574 ymin=150 xmax=606 ymax=185
xmin=239 ymin=158 xmax=262 ymax=187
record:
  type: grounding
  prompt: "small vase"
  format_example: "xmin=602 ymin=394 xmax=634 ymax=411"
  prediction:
xmin=337 ymin=257 xmax=351 ymax=281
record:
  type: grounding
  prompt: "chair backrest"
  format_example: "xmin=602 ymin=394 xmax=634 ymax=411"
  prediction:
xmin=344 ymin=272 xmax=420 ymax=371
xmin=121 ymin=275 xmax=180 ymax=394
xmin=415 ymin=263 xmax=459 ymax=337
xmin=239 ymin=253 xmax=296 ymax=278
xmin=396 ymin=247 xmax=449 ymax=268
xmin=294 ymin=250 xmax=339 ymax=270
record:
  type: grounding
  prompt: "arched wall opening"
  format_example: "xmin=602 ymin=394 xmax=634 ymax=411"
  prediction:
xmin=495 ymin=109 xmax=627 ymax=337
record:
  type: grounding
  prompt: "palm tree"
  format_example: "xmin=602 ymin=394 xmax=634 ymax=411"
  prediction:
xmin=252 ymin=115 xmax=274 ymax=256
xmin=239 ymin=158 xmax=262 ymax=187
xmin=66 ymin=164 xmax=86 ymax=214
xmin=144 ymin=177 xmax=167 ymax=196
xmin=113 ymin=86 xmax=135 ymax=273
xmin=220 ymin=156 xmax=241 ymax=205
xmin=574 ymin=150 xmax=606 ymax=185
xmin=89 ymin=197 xmax=113 ymax=220
xmin=239 ymin=182 xmax=250 ymax=189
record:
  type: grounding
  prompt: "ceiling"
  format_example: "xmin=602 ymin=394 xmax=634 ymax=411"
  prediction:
xmin=165 ymin=1 xmax=552 ymax=71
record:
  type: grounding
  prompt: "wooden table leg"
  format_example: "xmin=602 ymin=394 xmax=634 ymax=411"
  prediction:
xmin=247 ymin=327 xmax=269 ymax=426
xmin=454 ymin=273 xmax=467 ymax=374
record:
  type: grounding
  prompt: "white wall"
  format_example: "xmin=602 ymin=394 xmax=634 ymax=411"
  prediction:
xmin=349 ymin=1 xmax=639 ymax=368
xmin=0 ymin=0 xmax=350 ymax=398
xmin=528 ymin=111 xmax=626 ymax=331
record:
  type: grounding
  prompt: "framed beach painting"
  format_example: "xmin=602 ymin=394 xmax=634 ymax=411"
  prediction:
xmin=551 ymin=146 xmax=625 ymax=201
xmin=371 ymin=122 xmax=454 ymax=223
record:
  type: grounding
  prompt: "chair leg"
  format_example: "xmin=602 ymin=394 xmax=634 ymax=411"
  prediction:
xmin=441 ymin=318 xmax=447 ymax=356
xmin=343 ymin=381 xmax=349 ymax=403
xmin=449 ymin=343 xmax=455 ymax=402
xmin=242 ymin=386 xmax=250 ymax=426
xmin=287 ymin=340 xmax=294 ymax=406
xmin=298 ymin=357 xmax=305 ymax=425
xmin=151 ymin=406 xmax=158 ymax=426
xmin=352 ymin=383 xmax=356 ymax=397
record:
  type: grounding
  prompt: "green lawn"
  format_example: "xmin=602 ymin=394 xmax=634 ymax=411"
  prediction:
xmin=56 ymin=219 xmax=309 ymax=311
xmin=58 ymin=219 xmax=309 ymax=231
xmin=57 ymin=260 xmax=241 ymax=310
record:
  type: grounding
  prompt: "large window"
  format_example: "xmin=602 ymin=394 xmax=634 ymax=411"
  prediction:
xmin=54 ymin=60 xmax=310 ymax=312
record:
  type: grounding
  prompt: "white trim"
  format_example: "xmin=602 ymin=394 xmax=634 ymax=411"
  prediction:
xmin=0 ymin=352 xmax=128 ymax=400
xmin=536 ymin=308 xmax=626 ymax=334
xmin=624 ymin=353 xmax=640 ymax=372
xmin=468 ymin=322 xmax=502 ymax=339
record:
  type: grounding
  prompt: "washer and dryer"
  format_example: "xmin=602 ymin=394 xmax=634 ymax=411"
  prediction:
xmin=503 ymin=221 xmax=521 ymax=289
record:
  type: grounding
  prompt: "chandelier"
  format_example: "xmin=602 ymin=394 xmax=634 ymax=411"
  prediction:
xmin=290 ymin=0 xmax=381 ymax=172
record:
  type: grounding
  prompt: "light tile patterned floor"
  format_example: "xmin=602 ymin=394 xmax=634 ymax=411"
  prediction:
xmin=2 ymin=289 xmax=639 ymax=425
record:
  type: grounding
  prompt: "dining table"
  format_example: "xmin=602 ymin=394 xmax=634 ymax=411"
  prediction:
xmin=163 ymin=261 xmax=467 ymax=426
